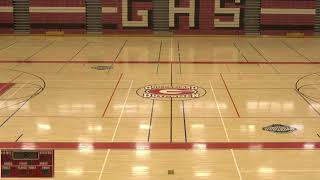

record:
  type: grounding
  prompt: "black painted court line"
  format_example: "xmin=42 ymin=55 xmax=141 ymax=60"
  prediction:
xmin=156 ymin=40 xmax=162 ymax=74
xmin=24 ymin=41 xmax=55 ymax=61
xmin=182 ymin=101 xmax=187 ymax=143
xmin=10 ymin=64 xmax=20 ymax=70
xmin=107 ymin=40 xmax=128 ymax=73
xmin=1 ymin=114 xmax=320 ymax=119
xmin=170 ymin=55 xmax=173 ymax=142
xmin=15 ymin=134 xmax=23 ymax=142
xmin=5 ymin=115 xmax=319 ymax=118
xmin=0 ymin=70 xmax=46 ymax=126
xmin=1 ymin=115 xmax=319 ymax=118
xmin=57 ymin=42 xmax=90 ymax=73
xmin=1 ymin=60 xmax=320 ymax=64
xmin=0 ymin=41 xmax=19 ymax=52
xmin=0 ymin=88 xmax=40 ymax=128
xmin=33 ymin=87 xmax=132 ymax=90
xmin=178 ymin=41 xmax=182 ymax=73
xmin=247 ymin=40 xmax=269 ymax=63
xmin=114 ymin=40 xmax=128 ymax=63
xmin=281 ymin=40 xmax=312 ymax=63
xmin=170 ymin=98 xmax=173 ymax=143
xmin=295 ymin=89 xmax=320 ymax=116
xmin=100 ymin=116 xmax=320 ymax=118
xmin=247 ymin=40 xmax=281 ymax=73
xmin=147 ymin=100 xmax=155 ymax=142
xmin=10 ymin=72 xmax=24 ymax=82
xmin=233 ymin=42 xmax=248 ymax=62
xmin=70 ymin=42 xmax=90 ymax=61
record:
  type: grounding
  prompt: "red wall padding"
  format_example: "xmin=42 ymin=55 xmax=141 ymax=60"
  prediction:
xmin=30 ymin=0 xmax=85 ymax=7
xmin=0 ymin=0 xmax=12 ymax=6
xmin=261 ymin=0 xmax=316 ymax=35
xmin=0 ymin=0 xmax=14 ymax=33
xmin=30 ymin=0 xmax=86 ymax=34
xmin=261 ymin=14 xmax=315 ymax=25
xmin=102 ymin=0 xmax=121 ymax=33
xmin=261 ymin=0 xmax=315 ymax=9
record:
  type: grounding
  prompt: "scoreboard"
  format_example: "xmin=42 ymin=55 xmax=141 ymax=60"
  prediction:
xmin=1 ymin=150 xmax=54 ymax=178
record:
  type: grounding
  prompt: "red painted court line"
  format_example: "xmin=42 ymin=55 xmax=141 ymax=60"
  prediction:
xmin=0 ymin=83 xmax=14 ymax=96
xmin=220 ymin=74 xmax=240 ymax=118
xmin=0 ymin=61 xmax=320 ymax=64
xmin=102 ymin=73 xmax=123 ymax=117
xmin=0 ymin=142 xmax=319 ymax=150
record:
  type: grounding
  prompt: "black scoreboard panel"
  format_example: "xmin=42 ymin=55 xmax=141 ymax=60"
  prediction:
xmin=13 ymin=151 xmax=39 ymax=160
xmin=1 ymin=150 xmax=54 ymax=178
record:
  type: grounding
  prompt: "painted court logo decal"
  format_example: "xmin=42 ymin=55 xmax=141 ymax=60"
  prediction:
xmin=136 ymin=84 xmax=206 ymax=101
xmin=262 ymin=124 xmax=297 ymax=134
xmin=91 ymin=66 xmax=113 ymax=70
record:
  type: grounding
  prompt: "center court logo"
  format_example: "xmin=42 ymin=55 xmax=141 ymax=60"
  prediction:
xmin=136 ymin=84 xmax=206 ymax=101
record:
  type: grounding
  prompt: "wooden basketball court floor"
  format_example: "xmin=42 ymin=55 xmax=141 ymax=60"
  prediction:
xmin=0 ymin=36 xmax=320 ymax=179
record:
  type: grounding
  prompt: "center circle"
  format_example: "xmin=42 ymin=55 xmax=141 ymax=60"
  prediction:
xmin=136 ymin=83 xmax=206 ymax=101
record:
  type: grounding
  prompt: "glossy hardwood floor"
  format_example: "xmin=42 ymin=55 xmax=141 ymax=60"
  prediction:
xmin=0 ymin=35 xmax=319 ymax=179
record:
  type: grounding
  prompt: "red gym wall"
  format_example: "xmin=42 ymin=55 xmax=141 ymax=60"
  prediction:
xmin=0 ymin=0 xmax=319 ymax=35
xmin=0 ymin=0 xmax=14 ymax=33
xmin=261 ymin=0 xmax=316 ymax=35
xmin=30 ymin=0 xmax=86 ymax=34
xmin=171 ymin=0 xmax=242 ymax=34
